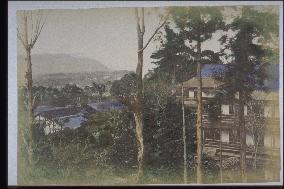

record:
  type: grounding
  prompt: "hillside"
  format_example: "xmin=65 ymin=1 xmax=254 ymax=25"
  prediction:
xmin=17 ymin=53 xmax=130 ymax=87
xmin=18 ymin=53 xmax=110 ymax=75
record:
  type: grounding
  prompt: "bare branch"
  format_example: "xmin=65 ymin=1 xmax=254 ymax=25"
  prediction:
xmin=30 ymin=12 xmax=47 ymax=49
xmin=17 ymin=28 xmax=26 ymax=47
xmin=138 ymin=13 xmax=169 ymax=53
xmin=23 ymin=11 xmax=29 ymax=50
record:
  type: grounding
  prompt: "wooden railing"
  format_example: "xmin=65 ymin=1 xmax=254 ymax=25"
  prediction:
xmin=201 ymin=114 xmax=280 ymax=129
xmin=203 ymin=139 xmax=280 ymax=158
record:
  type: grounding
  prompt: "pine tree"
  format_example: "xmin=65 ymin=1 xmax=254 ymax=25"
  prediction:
xmin=169 ymin=7 xmax=224 ymax=183
xmin=218 ymin=6 xmax=278 ymax=182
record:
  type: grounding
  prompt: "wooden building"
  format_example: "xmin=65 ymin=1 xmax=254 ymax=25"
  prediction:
xmin=175 ymin=64 xmax=280 ymax=166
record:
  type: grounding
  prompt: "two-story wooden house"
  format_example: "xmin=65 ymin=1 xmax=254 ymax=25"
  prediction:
xmin=175 ymin=63 xmax=280 ymax=166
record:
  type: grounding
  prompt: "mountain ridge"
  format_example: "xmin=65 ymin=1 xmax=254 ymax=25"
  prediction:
xmin=17 ymin=53 xmax=110 ymax=75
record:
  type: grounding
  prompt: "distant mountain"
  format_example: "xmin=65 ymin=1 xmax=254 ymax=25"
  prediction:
xmin=17 ymin=53 xmax=110 ymax=76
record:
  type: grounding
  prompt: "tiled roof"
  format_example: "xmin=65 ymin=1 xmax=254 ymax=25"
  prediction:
xmin=182 ymin=63 xmax=279 ymax=91
xmin=201 ymin=64 xmax=228 ymax=77
xmin=87 ymin=101 xmax=125 ymax=112
xmin=35 ymin=106 xmax=82 ymax=119
xmin=182 ymin=77 xmax=225 ymax=88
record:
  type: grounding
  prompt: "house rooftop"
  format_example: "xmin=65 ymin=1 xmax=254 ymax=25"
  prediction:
xmin=34 ymin=106 xmax=82 ymax=119
xmin=181 ymin=77 xmax=225 ymax=88
xmin=86 ymin=101 xmax=125 ymax=112
xmin=180 ymin=63 xmax=279 ymax=91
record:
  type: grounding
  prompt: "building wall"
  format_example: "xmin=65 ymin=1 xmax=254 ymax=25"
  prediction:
xmin=274 ymin=103 xmax=279 ymax=118
xmin=246 ymin=134 xmax=254 ymax=146
xmin=221 ymin=105 xmax=229 ymax=115
xmin=264 ymin=106 xmax=272 ymax=118
xmin=189 ymin=90 xmax=194 ymax=98
xmin=43 ymin=120 xmax=62 ymax=135
xmin=35 ymin=115 xmax=62 ymax=135
xmin=264 ymin=132 xmax=280 ymax=149
xmin=244 ymin=105 xmax=247 ymax=116
xmin=188 ymin=90 xmax=215 ymax=98
xmin=221 ymin=130 xmax=229 ymax=143
xmin=202 ymin=92 xmax=214 ymax=98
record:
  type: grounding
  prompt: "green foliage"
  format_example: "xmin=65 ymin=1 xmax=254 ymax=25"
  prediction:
xmin=170 ymin=7 xmax=225 ymax=42
xmin=143 ymin=73 xmax=197 ymax=171
xmin=151 ymin=6 xmax=225 ymax=85
xmin=110 ymin=72 xmax=137 ymax=110
xmin=150 ymin=25 xmax=195 ymax=83
xmin=81 ymin=110 xmax=138 ymax=171
xmin=29 ymin=83 xmax=109 ymax=107
xmin=219 ymin=7 xmax=279 ymax=99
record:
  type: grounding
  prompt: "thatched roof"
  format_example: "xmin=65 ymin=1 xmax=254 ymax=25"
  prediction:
xmin=180 ymin=77 xmax=225 ymax=88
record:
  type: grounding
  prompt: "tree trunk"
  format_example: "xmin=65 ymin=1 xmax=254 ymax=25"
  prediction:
xmin=181 ymin=84 xmax=188 ymax=183
xmin=133 ymin=7 xmax=167 ymax=182
xmin=219 ymin=133 xmax=223 ymax=183
xmin=23 ymin=13 xmax=34 ymax=165
xmin=133 ymin=111 xmax=144 ymax=182
xmin=254 ymin=146 xmax=257 ymax=169
xmin=239 ymin=89 xmax=247 ymax=182
xmin=196 ymin=40 xmax=203 ymax=183
xmin=135 ymin=8 xmax=145 ymax=182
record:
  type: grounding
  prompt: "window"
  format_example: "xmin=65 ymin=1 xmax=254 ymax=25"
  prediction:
xmin=229 ymin=104 xmax=234 ymax=114
xmin=194 ymin=91 xmax=198 ymax=99
xmin=229 ymin=129 xmax=240 ymax=143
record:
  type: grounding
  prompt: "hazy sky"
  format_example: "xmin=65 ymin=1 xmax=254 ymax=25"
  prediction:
xmin=17 ymin=6 xmax=278 ymax=75
xmin=17 ymin=8 xmax=166 ymax=74
xmin=17 ymin=7 xmax=227 ymax=75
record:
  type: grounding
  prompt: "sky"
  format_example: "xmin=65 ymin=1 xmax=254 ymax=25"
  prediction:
xmin=17 ymin=6 xmax=279 ymax=75
xmin=17 ymin=8 xmax=167 ymax=74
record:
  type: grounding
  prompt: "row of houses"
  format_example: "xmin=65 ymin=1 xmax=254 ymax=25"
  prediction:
xmin=175 ymin=63 xmax=280 ymax=168
xmin=34 ymin=101 xmax=125 ymax=135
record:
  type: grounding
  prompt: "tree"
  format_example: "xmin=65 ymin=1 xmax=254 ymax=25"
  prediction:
xmin=92 ymin=82 xmax=106 ymax=102
xmin=61 ymin=84 xmax=84 ymax=105
xmin=150 ymin=25 xmax=195 ymax=84
xmin=109 ymin=8 xmax=169 ymax=182
xmin=246 ymin=98 xmax=266 ymax=170
xmin=17 ymin=10 xmax=47 ymax=164
xmin=167 ymin=7 xmax=225 ymax=183
xmin=132 ymin=8 xmax=169 ymax=182
xmin=219 ymin=6 xmax=278 ymax=182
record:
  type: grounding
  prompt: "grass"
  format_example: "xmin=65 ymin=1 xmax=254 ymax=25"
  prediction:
xmin=18 ymin=160 xmax=281 ymax=185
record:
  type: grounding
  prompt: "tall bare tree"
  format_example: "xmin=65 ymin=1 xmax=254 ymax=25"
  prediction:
xmin=17 ymin=10 xmax=46 ymax=164
xmin=134 ymin=8 xmax=168 ymax=182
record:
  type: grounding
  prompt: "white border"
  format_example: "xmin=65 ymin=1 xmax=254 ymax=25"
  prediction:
xmin=8 ymin=1 xmax=283 ymax=186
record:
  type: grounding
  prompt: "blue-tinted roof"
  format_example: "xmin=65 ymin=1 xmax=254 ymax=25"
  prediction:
xmin=200 ymin=63 xmax=279 ymax=91
xmin=201 ymin=64 xmax=228 ymax=77
xmin=63 ymin=114 xmax=85 ymax=129
xmin=87 ymin=101 xmax=125 ymax=112
xmin=263 ymin=63 xmax=279 ymax=91
xmin=34 ymin=106 xmax=69 ymax=116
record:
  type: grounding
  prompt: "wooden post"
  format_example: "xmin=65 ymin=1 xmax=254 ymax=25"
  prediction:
xmin=39 ymin=114 xmax=41 ymax=128
xmin=182 ymin=83 xmax=188 ymax=183
xmin=202 ymin=128 xmax=205 ymax=145
xmin=219 ymin=129 xmax=223 ymax=183
xmin=47 ymin=118 xmax=51 ymax=134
